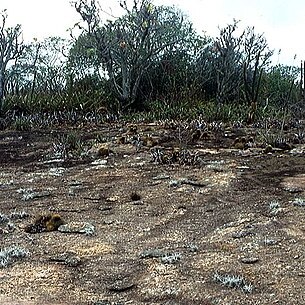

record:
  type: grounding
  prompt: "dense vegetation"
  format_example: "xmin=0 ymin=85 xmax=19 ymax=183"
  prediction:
xmin=0 ymin=0 xmax=304 ymax=128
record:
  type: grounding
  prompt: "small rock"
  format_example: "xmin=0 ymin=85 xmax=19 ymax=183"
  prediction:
xmin=68 ymin=189 xmax=76 ymax=196
xmin=65 ymin=256 xmax=82 ymax=267
xmin=50 ymin=252 xmax=82 ymax=267
xmin=58 ymin=221 xmax=95 ymax=235
xmin=83 ymin=195 xmax=101 ymax=201
xmin=91 ymin=159 xmax=108 ymax=166
xmin=264 ymin=238 xmax=278 ymax=246
xmin=139 ymin=249 xmax=164 ymax=258
xmin=106 ymin=196 xmax=119 ymax=202
xmin=169 ymin=180 xmax=180 ymax=187
xmin=169 ymin=178 xmax=207 ymax=188
xmin=99 ymin=205 xmax=113 ymax=212
xmin=283 ymin=186 xmax=303 ymax=193
xmin=240 ymin=257 xmax=259 ymax=264
xmin=24 ymin=213 xmax=64 ymax=233
xmin=180 ymin=178 xmax=207 ymax=187
xmin=93 ymin=301 xmax=111 ymax=305
xmin=68 ymin=180 xmax=83 ymax=186
xmin=232 ymin=231 xmax=254 ymax=239
xmin=152 ymin=174 xmax=170 ymax=180
xmin=107 ymin=277 xmax=136 ymax=292
xmin=132 ymin=200 xmax=144 ymax=205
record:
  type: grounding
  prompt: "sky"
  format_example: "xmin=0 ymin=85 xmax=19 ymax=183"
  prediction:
xmin=0 ymin=0 xmax=304 ymax=66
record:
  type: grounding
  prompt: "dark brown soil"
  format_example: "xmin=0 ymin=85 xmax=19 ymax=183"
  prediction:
xmin=0 ymin=123 xmax=304 ymax=305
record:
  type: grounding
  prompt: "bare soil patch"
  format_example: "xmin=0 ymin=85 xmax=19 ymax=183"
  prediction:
xmin=0 ymin=123 xmax=304 ymax=305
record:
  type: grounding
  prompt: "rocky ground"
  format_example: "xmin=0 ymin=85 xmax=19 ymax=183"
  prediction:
xmin=0 ymin=121 xmax=304 ymax=305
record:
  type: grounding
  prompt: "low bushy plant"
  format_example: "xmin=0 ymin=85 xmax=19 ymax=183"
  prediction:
xmin=0 ymin=246 xmax=29 ymax=268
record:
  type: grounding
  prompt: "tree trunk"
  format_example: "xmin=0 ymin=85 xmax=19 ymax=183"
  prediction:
xmin=0 ymin=71 xmax=5 ymax=115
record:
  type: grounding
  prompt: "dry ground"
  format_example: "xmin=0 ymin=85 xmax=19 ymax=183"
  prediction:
xmin=0 ymin=122 xmax=304 ymax=305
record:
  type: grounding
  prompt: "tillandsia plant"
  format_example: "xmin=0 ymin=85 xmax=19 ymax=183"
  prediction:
xmin=0 ymin=213 xmax=9 ymax=223
xmin=292 ymin=198 xmax=305 ymax=207
xmin=213 ymin=271 xmax=254 ymax=293
xmin=0 ymin=246 xmax=29 ymax=268
xmin=269 ymin=200 xmax=281 ymax=215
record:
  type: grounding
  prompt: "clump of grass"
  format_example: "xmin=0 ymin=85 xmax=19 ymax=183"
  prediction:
xmin=0 ymin=213 xmax=9 ymax=223
xmin=9 ymin=211 xmax=30 ymax=220
xmin=161 ymin=252 xmax=182 ymax=264
xmin=17 ymin=188 xmax=34 ymax=201
xmin=185 ymin=243 xmax=199 ymax=253
xmin=17 ymin=188 xmax=51 ymax=201
xmin=12 ymin=116 xmax=32 ymax=131
xmin=51 ymin=132 xmax=84 ymax=160
xmin=213 ymin=271 xmax=254 ymax=293
xmin=6 ymin=222 xmax=16 ymax=232
xmin=150 ymin=147 xmax=201 ymax=166
xmin=0 ymin=246 xmax=29 ymax=268
xmin=269 ymin=200 xmax=281 ymax=215
xmin=292 ymin=198 xmax=305 ymax=207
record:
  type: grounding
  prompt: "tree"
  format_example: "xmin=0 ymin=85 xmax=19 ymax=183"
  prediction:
xmin=197 ymin=21 xmax=273 ymax=123
xmin=241 ymin=26 xmax=273 ymax=122
xmin=72 ymin=0 xmax=195 ymax=110
xmin=5 ymin=37 xmax=72 ymax=112
xmin=0 ymin=10 xmax=24 ymax=114
xmin=194 ymin=37 xmax=217 ymax=100
xmin=137 ymin=25 xmax=206 ymax=104
xmin=213 ymin=21 xmax=244 ymax=105
xmin=67 ymin=32 xmax=102 ymax=81
xmin=262 ymin=64 xmax=300 ymax=107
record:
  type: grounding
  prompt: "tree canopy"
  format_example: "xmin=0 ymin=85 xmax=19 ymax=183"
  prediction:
xmin=0 ymin=1 xmax=302 ymax=123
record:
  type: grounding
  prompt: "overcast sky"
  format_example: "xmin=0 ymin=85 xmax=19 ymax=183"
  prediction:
xmin=0 ymin=0 xmax=304 ymax=65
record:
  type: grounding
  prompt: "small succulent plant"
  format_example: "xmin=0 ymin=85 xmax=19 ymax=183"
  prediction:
xmin=292 ymin=198 xmax=305 ymax=207
xmin=213 ymin=271 xmax=254 ymax=293
xmin=269 ymin=200 xmax=281 ymax=215
xmin=161 ymin=252 xmax=182 ymax=264
xmin=0 ymin=213 xmax=9 ymax=224
xmin=9 ymin=210 xmax=30 ymax=220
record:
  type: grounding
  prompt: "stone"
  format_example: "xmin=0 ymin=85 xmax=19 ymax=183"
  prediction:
xmin=58 ymin=221 xmax=95 ymax=235
xmin=240 ymin=257 xmax=259 ymax=264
